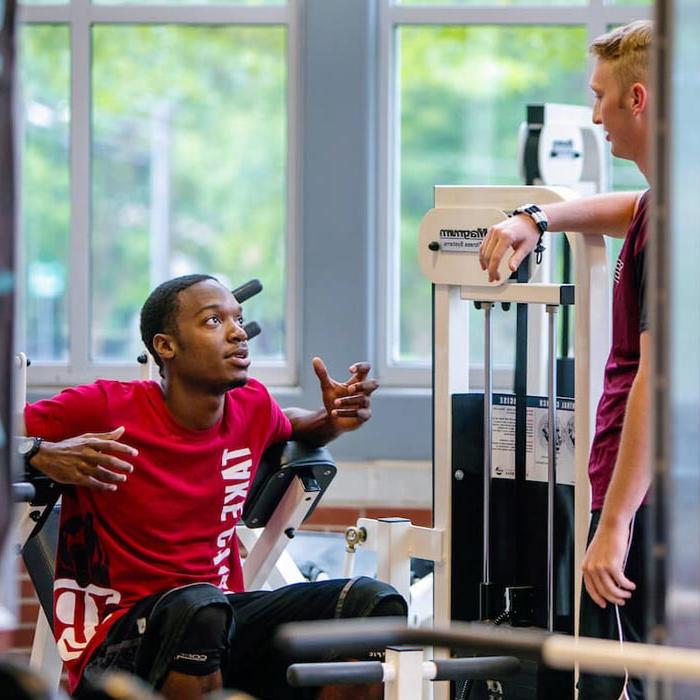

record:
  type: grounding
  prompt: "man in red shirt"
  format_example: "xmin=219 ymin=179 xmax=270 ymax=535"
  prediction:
xmin=22 ymin=274 xmax=405 ymax=700
xmin=479 ymin=21 xmax=652 ymax=699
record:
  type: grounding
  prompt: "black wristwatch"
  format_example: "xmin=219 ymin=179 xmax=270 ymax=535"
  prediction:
xmin=18 ymin=436 xmax=43 ymax=470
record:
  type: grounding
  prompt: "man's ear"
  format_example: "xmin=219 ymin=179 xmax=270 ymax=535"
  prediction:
xmin=629 ymin=82 xmax=648 ymax=116
xmin=152 ymin=333 xmax=176 ymax=364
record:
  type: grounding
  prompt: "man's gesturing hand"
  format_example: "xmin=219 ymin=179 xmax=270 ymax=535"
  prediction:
xmin=313 ymin=357 xmax=378 ymax=434
xmin=30 ymin=426 xmax=137 ymax=492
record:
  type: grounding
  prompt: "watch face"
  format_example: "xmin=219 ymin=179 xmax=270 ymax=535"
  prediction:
xmin=17 ymin=437 xmax=36 ymax=456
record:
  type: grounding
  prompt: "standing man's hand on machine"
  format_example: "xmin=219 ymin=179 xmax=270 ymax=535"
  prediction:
xmin=582 ymin=519 xmax=636 ymax=608
xmin=479 ymin=214 xmax=542 ymax=282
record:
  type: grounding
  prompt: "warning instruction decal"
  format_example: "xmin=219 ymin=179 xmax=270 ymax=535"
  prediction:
xmin=491 ymin=394 xmax=575 ymax=485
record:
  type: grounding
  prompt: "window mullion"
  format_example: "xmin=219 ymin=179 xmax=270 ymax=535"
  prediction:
xmin=68 ymin=0 xmax=92 ymax=379
xmin=285 ymin=0 xmax=301 ymax=386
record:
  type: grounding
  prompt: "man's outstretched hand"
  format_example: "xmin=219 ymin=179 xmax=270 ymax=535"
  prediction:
xmin=29 ymin=426 xmax=137 ymax=492
xmin=312 ymin=357 xmax=378 ymax=435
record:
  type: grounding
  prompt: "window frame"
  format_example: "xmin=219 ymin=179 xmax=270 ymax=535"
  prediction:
xmin=16 ymin=0 xmax=655 ymax=462
xmin=16 ymin=0 xmax=301 ymax=388
xmin=377 ymin=0 xmax=653 ymax=389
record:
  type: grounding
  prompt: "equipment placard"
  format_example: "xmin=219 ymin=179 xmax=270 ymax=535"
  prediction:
xmin=491 ymin=394 xmax=575 ymax=485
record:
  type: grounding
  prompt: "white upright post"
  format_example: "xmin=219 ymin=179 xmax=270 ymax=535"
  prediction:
xmin=376 ymin=518 xmax=412 ymax=603
xmin=384 ymin=646 xmax=425 ymax=700
xmin=565 ymin=230 xmax=609 ymax=637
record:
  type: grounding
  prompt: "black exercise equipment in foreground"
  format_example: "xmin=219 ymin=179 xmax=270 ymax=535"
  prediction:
xmin=277 ymin=617 xmax=700 ymax=686
xmin=287 ymin=654 xmax=521 ymax=688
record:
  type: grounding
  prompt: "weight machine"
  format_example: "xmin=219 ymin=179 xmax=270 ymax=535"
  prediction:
xmin=292 ymin=105 xmax=612 ymax=698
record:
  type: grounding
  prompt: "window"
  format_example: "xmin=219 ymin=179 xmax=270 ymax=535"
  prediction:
xmin=18 ymin=25 xmax=70 ymax=363
xmin=17 ymin=2 xmax=297 ymax=386
xmin=379 ymin=1 xmax=653 ymax=387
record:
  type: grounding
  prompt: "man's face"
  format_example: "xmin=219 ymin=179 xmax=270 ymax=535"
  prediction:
xmin=590 ymin=58 xmax=644 ymax=163
xmin=167 ymin=279 xmax=250 ymax=392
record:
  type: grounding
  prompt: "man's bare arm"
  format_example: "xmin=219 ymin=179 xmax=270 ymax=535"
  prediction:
xmin=17 ymin=415 xmax=137 ymax=491
xmin=480 ymin=191 xmax=642 ymax=282
xmin=541 ymin=191 xmax=642 ymax=238
xmin=582 ymin=330 xmax=651 ymax=607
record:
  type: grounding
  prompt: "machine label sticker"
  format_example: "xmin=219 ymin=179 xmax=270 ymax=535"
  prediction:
xmin=438 ymin=228 xmax=488 ymax=253
xmin=491 ymin=394 xmax=575 ymax=485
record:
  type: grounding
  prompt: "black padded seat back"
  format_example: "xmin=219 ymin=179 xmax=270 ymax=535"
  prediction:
xmin=22 ymin=504 xmax=60 ymax=630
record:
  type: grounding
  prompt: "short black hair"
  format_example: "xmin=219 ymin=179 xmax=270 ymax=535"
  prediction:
xmin=140 ymin=274 xmax=217 ymax=371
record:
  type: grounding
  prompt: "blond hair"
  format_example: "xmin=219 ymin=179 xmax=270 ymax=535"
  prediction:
xmin=589 ymin=20 xmax=652 ymax=90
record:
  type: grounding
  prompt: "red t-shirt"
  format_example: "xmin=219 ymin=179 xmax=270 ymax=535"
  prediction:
xmin=588 ymin=191 xmax=649 ymax=510
xmin=24 ymin=378 xmax=292 ymax=691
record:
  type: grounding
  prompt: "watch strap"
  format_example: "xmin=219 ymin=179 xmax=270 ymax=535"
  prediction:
xmin=512 ymin=203 xmax=548 ymax=264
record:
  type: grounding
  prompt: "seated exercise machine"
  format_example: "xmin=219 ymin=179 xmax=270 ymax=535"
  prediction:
xmin=12 ymin=279 xmax=336 ymax=693
xmin=283 ymin=183 xmax=609 ymax=700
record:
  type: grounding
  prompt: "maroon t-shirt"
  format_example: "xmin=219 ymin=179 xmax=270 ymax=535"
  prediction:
xmin=588 ymin=191 xmax=649 ymax=510
xmin=24 ymin=378 xmax=292 ymax=692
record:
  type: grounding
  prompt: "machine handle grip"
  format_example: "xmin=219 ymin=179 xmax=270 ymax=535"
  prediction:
xmin=287 ymin=661 xmax=384 ymax=687
xmin=243 ymin=321 xmax=261 ymax=340
xmin=276 ymin=619 xmax=546 ymax=662
xmin=431 ymin=656 xmax=520 ymax=682
xmin=232 ymin=278 xmax=263 ymax=303
xmin=12 ymin=482 xmax=35 ymax=502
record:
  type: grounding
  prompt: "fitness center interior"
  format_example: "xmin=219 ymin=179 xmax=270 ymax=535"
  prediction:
xmin=1 ymin=1 xmax=699 ymax=699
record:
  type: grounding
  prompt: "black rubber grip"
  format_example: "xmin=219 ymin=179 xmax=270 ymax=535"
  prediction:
xmin=243 ymin=321 xmax=261 ymax=340
xmin=277 ymin=619 xmax=546 ymax=662
xmin=232 ymin=278 xmax=263 ymax=303
xmin=287 ymin=661 xmax=384 ymax=687
xmin=432 ymin=656 xmax=520 ymax=682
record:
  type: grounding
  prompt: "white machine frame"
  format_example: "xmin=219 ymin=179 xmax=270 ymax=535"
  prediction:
xmin=340 ymin=184 xmax=609 ymax=700
xmin=422 ymin=185 xmax=609 ymax=700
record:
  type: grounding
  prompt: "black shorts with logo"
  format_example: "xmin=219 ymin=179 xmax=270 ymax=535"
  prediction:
xmin=78 ymin=576 xmax=407 ymax=700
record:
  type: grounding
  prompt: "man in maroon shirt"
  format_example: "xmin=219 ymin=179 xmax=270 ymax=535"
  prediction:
xmin=479 ymin=20 xmax=652 ymax=699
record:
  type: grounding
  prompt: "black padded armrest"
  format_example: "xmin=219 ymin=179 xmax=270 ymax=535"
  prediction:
xmin=22 ymin=504 xmax=60 ymax=629
xmin=243 ymin=442 xmax=336 ymax=529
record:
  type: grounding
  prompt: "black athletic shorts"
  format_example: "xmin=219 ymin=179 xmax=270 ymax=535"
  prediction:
xmin=78 ymin=576 xmax=407 ymax=700
xmin=578 ymin=507 xmax=648 ymax=700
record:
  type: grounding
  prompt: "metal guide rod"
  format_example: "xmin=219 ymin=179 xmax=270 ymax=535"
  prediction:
xmin=482 ymin=301 xmax=494 ymax=585
xmin=546 ymin=304 xmax=559 ymax=633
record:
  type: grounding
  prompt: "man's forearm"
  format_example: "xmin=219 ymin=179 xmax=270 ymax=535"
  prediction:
xmin=598 ymin=362 xmax=651 ymax=530
xmin=543 ymin=191 xmax=641 ymax=239
xmin=284 ymin=407 xmax=339 ymax=447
